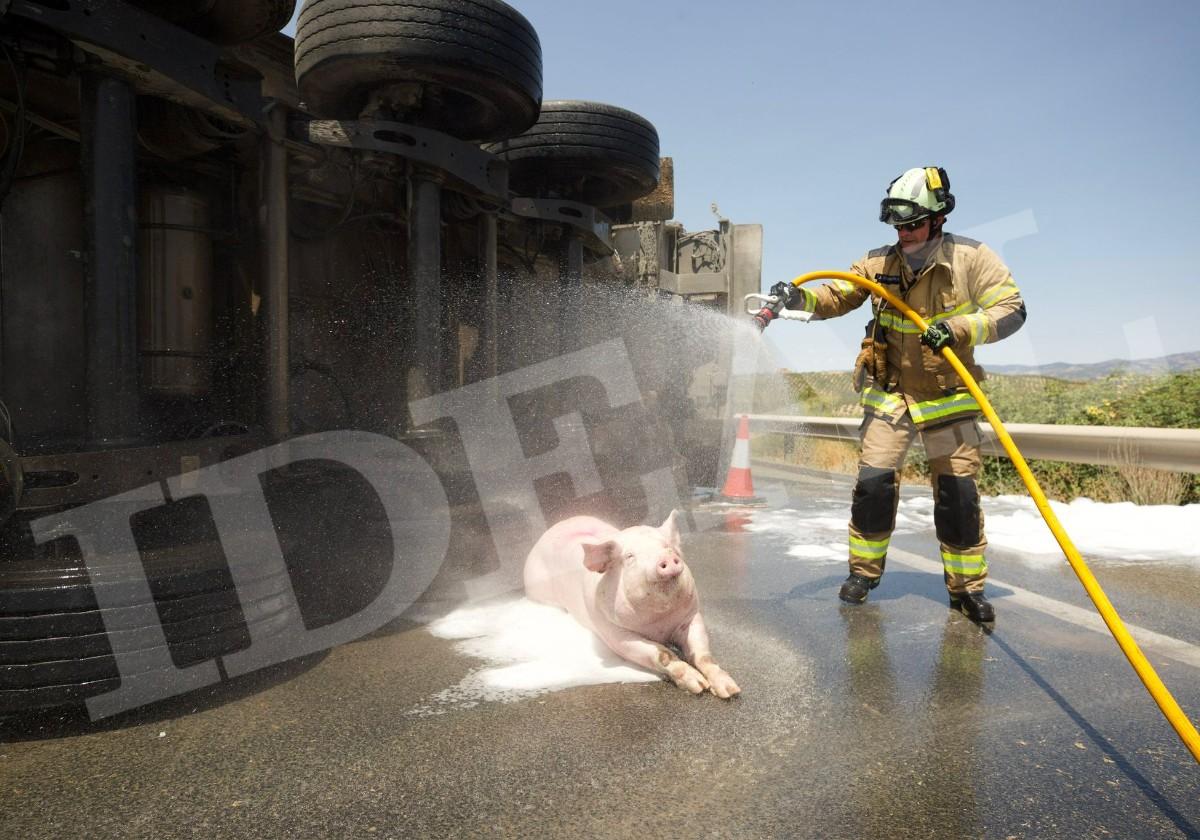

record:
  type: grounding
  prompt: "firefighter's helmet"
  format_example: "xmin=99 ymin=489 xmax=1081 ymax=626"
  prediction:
xmin=879 ymin=166 xmax=955 ymax=225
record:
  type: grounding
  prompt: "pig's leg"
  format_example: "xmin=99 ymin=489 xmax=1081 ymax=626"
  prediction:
xmin=596 ymin=624 xmax=710 ymax=695
xmin=677 ymin=613 xmax=741 ymax=699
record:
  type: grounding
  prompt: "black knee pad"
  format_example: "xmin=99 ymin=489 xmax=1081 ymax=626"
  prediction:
xmin=935 ymin=474 xmax=981 ymax=547
xmin=851 ymin=468 xmax=897 ymax=533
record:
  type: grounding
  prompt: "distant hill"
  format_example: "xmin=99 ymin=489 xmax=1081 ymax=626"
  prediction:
xmin=986 ymin=351 xmax=1200 ymax=381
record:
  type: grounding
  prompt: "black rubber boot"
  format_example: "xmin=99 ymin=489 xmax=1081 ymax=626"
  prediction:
xmin=839 ymin=573 xmax=880 ymax=604
xmin=950 ymin=591 xmax=995 ymax=623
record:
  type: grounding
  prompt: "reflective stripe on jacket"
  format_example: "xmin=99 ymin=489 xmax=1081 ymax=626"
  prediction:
xmin=790 ymin=233 xmax=1026 ymax=427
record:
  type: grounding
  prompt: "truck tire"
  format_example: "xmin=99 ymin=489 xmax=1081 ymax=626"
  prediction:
xmin=293 ymin=0 xmax=542 ymax=141
xmin=0 ymin=551 xmax=294 ymax=713
xmin=0 ymin=461 xmax=393 ymax=714
xmin=0 ymin=608 xmax=296 ymax=714
xmin=483 ymin=101 xmax=660 ymax=207
xmin=131 ymin=1 xmax=297 ymax=45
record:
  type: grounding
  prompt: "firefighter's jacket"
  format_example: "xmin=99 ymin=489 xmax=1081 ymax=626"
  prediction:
xmin=790 ymin=233 xmax=1026 ymax=427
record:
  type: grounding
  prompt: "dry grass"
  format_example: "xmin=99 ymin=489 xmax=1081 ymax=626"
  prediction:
xmin=802 ymin=439 xmax=860 ymax=474
xmin=751 ymin=434 xmax=927 ymax=481
xmin=1110 ymin=439 xmax=1188 ymax=506
xmin=751 ymin=434 xmax=855 ymax=472
xmin=753 ymin=433 xmax=1192 ymax=505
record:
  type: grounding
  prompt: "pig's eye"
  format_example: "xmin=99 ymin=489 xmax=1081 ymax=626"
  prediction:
xmin=623 ymin=552 xmax=635 ymax=561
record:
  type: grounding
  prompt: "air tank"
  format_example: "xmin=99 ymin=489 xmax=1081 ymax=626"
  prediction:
xmin=138 ymin=185 xmax=214 ymax=397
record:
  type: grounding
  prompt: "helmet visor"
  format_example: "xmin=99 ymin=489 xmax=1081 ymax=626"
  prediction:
xmin=879 ymin=198 xmax=929 ymax=225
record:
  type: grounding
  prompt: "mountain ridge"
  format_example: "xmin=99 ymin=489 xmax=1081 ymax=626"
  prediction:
xmin=983 ymin=351 xmax=1200 ymax=381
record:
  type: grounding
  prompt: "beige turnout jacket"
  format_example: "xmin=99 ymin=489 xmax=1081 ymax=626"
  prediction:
xmin=792 ymin=233 xmax=1026 ymax=426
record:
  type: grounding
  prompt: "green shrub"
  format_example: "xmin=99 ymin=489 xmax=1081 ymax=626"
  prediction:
xmin=757 ymin=370 xmax=1200 ymax=504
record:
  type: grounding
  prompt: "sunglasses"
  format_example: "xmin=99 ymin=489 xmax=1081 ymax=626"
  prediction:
xmin=893 ymin=219 xmax=929 ymax=233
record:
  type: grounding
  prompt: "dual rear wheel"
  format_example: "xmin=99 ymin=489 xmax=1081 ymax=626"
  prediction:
xmin=292 ymin=1 xmax=659 ymax=205
xmin=131 ymin=0 xmax=298 ymax=46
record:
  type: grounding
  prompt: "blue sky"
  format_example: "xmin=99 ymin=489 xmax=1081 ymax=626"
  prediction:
xmin=285 ymin=1 xmax=1200 ymax=371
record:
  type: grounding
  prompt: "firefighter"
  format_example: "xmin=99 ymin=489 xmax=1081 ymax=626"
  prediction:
xmin=772 ymin=167 xmax=1027 ymax=622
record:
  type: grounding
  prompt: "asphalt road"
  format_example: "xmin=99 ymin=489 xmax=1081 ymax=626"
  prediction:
xmin=2 ymin=465 xmax=1198 ymax=839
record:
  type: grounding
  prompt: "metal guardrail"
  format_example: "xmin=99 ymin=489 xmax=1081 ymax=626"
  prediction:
xmin=749 ymin=415 xmax=1200 ymax=474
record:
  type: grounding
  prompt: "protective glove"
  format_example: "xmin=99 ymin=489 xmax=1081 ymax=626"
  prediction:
xmin=920 ymin=322 xmax=955 ymax=350
xmin=852 ymin=335 xmax=890 ymax=393
xmin=769 ymin=281 xmax=801 ymax=309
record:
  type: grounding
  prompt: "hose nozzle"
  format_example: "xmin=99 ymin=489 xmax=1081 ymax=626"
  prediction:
xmin=743 ymin=293 xmax=812 ymax=331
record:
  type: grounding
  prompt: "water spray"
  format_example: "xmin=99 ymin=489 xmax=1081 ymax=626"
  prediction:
xmin=749 ymin=271 xmax=1200 ymax=764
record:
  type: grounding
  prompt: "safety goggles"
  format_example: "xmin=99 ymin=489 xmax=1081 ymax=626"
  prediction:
xmin=879 ymin=197 xmax=930 ymax=226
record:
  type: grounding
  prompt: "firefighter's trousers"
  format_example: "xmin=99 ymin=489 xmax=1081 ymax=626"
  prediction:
xmin=848 ymin=412 xmax=988 ymax=594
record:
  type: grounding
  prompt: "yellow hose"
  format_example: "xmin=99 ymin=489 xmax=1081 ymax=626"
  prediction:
xmin=788 ymin=270 xmax=1200 ymax=764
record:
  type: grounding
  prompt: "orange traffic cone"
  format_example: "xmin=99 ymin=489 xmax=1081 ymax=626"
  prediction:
xmin=717 ymin=414 xmax=765 ymax=505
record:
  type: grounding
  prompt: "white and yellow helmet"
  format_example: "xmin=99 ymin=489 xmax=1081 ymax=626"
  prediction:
xmin=879 ymin=166 xmax=955 ymax=225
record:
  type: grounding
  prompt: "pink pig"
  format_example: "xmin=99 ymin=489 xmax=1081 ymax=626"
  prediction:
xmin=523 ymin=511 xmax=740 ymax=698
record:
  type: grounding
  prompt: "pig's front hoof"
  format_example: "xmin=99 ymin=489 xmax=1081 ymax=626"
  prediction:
xmin=707 ymin=671 xmax=741 ymax=700
xmin=666 ymin=661 xmax=709 ymax=695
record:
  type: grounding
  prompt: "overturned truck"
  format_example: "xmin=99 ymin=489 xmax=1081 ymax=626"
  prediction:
xmin=0 ymin=0 xmax=760 ymax=715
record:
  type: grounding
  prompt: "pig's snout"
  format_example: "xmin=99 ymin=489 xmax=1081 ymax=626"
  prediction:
xmin=657 ymin=553 xmax=683 ymax=580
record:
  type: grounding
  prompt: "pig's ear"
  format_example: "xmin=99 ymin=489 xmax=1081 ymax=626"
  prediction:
xmin=582 ymin=540 xmax=619 ymax=573
xmin=659 ymin=509 xmax=682 ymax=548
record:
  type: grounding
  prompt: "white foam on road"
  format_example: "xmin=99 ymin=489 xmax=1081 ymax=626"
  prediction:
xmin=745 ymin=502 xmax=935 ymax=540
xmin=884 ymin=545 xmax=1200 ymax=670
xmin=979 ymin=495 xmax=1200 ymax=565
xmin=410 ymin=598 xmax=659 ymax=714
xmin=739 ymin=501 xmax=1200 ymax=669
xmin=786 ymin=543 xmax=844 ymax=564
xmin=888 ymin=494 xmax=1200 ymax=565
xmin=751 ymin=495 xmax=1200 ymax=567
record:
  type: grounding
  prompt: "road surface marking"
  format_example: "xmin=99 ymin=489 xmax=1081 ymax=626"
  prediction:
xmin=748 ymin=467 xmax=1200 ymax=669
xmin=887 ymin=546 xmax=1200 ymax=670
